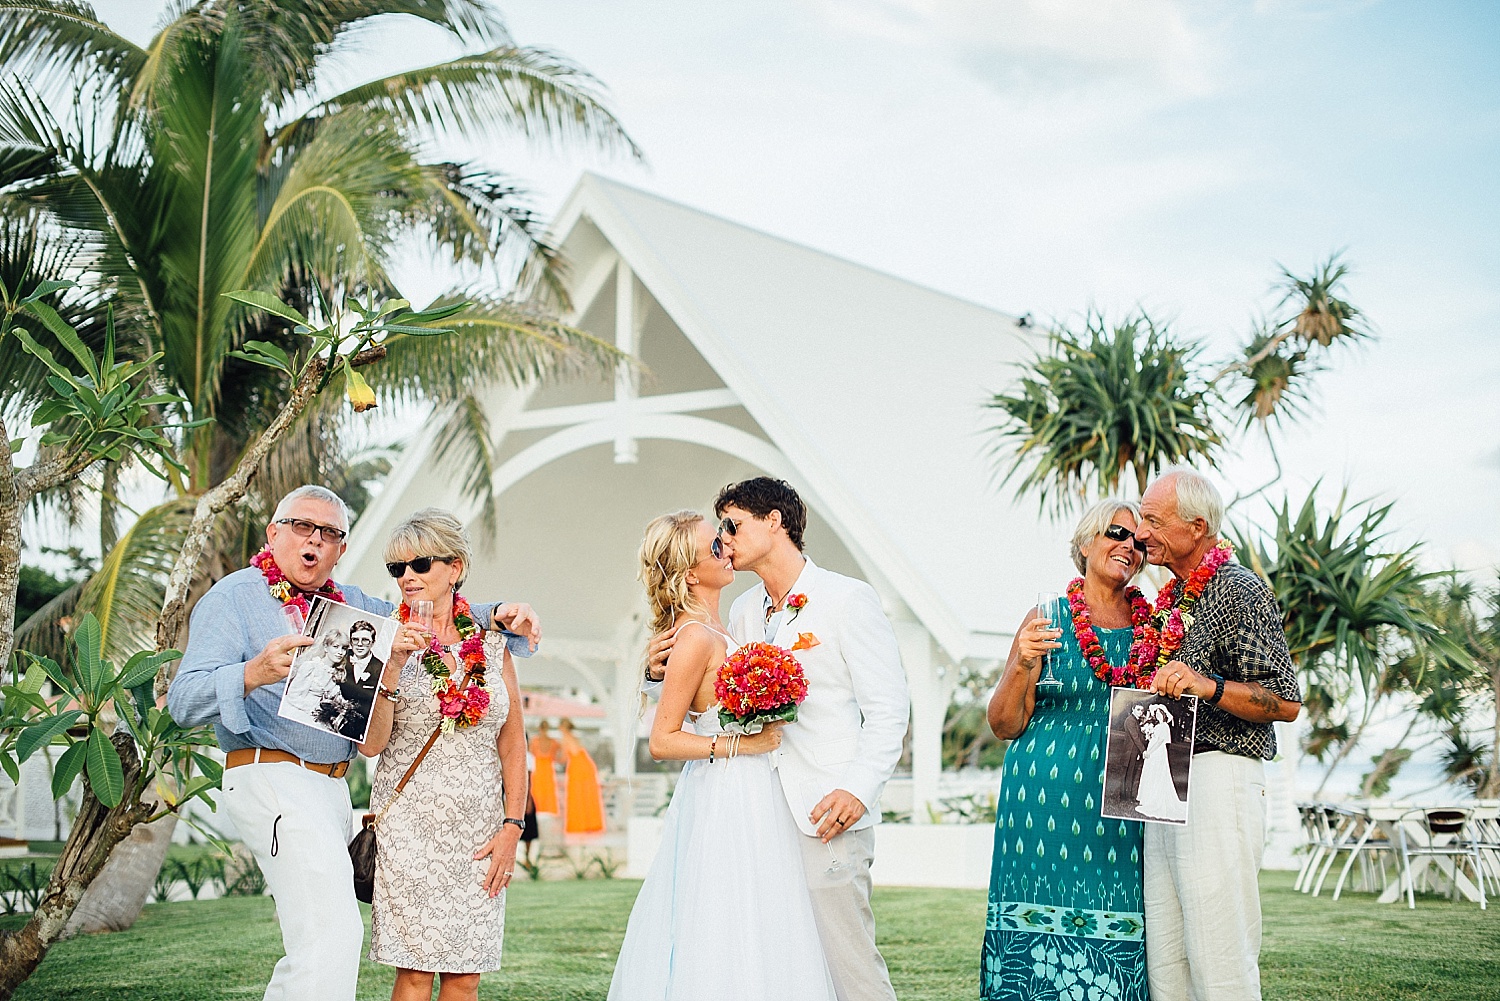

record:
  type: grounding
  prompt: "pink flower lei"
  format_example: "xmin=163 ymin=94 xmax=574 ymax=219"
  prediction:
xmin=250 ymin=546 xmax=345 ymax=619
xmin=1064 ymin=578 xmax=1155 ymax=689
xmin=398 ymin=594 xmax=490 ymax=733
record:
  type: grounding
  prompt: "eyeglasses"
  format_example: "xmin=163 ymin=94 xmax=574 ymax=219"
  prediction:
xmin=710 ymin=537 xmax=724 ymax=560
xmin=275 ymin=518 xmax=347 ymax=543
xmin=385 ymin=556 xmax=455 ymax=578
xmin=1104 ymin=524 xmax=1147 ymax=553
xmin=718 ymin=517 xmax=740 ymax=537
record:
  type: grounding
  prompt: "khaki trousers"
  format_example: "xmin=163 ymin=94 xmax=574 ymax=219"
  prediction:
xmin=1144 ymin=750 xmax=1268 ymax=1001
xmin=790 ymin=801 xmax=897 ymax=1001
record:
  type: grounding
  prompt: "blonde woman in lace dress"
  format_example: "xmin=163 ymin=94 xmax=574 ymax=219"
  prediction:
xmin=359 ymin=510 xmax=529 ymax=1001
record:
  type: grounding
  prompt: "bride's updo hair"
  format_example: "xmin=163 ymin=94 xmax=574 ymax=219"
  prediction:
xmin=638 ymin=510 xmax=708 ymax=637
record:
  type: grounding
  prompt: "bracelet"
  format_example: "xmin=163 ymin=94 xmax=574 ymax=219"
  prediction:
xmin=501 ymin=817 xmax=526 ymax=833
xmin=377 ymin=684 xmax=401 ymax=703
xmin=1207 ymin=674 xmax=1226 ymax=706
xmin=708 ymin=735 xmax=718 ymax=763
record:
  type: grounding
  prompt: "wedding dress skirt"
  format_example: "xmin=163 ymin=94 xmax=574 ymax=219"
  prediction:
xmin=1135 ymin=732 xmax=1187 ymax=822
xmin=608 ymin=708 xmax=836 ymax=1000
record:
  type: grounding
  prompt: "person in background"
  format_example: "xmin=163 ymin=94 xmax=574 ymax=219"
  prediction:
xmin=559 ymin=718 xmax=605 ymax=836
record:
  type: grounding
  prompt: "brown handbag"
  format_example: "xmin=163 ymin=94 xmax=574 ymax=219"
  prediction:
xmin=350 ymin=724 xmax=443 ymax=904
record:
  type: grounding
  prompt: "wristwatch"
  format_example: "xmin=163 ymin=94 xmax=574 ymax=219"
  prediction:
xmin=1206 ymin=673 xmax=1226 ymax=706
xmin=502 ymin=817 xmax=526 ymax=833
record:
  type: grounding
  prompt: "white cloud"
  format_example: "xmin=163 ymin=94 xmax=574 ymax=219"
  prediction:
xmin=813 ymin=0 xmax=1225 ymax=98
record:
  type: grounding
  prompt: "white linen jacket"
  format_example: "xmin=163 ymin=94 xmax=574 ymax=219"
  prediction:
xmin=728 ymin=557 xmax=910 ymax=837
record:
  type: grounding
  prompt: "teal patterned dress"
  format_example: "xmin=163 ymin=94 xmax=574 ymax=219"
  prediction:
xmin=980 ymin=602 xmax=1147 ymax=1000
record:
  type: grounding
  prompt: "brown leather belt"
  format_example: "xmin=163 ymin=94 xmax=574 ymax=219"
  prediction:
xmin=225 ymin=747 xmax=350 ymax=779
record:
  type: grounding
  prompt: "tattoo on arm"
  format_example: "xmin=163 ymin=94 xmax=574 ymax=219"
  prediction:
xmin=1247 ymin=684 xmax=1281 ymax=715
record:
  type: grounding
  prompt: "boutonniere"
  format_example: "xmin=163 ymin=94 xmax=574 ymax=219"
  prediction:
xmin=790 ymin=632 xmax=820 ymax=652
xmin=786 ymin=593 xmax=808 ymax=623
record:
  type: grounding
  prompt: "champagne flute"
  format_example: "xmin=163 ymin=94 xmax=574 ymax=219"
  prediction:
xmin=413 ymin=599 xmax=435 ymax=634
xmin=280 ymin=603 xmax=305 ymax=637
xmin=1035 ymin=590 xmax=1063 ymax=690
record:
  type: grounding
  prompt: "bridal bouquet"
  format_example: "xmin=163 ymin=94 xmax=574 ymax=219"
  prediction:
xmin=715 ymin=642 xmax=809 ymax=734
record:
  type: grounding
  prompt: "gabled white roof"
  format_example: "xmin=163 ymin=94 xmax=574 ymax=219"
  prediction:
xmin=555 ymin=174 xmax=1073 ymax=662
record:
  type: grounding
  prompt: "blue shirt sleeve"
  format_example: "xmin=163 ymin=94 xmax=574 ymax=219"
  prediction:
xmin=167 ymin=585 xmax=255 ymax=733
xmin=343 ymin=588 xmax=536 ymax=658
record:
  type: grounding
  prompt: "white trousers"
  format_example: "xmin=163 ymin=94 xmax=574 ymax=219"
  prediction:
xmin=1144 ymin=750 xmax=1268 ymax=1001
xmin=220 ymin=761 xmax=363 ymax=1001
xmin=790 ymin=800 xmax=897 ymax=1001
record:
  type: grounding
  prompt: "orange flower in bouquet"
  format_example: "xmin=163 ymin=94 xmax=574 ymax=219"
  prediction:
xmin=714 ymin=641 xmax=809 ymax=733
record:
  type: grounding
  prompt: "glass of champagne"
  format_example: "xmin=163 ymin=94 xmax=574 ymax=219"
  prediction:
xmin=413 ymin=599 xmax=435 ymax=637
xmin=1035 ymin=590 xmax=1063 ymax=690
xmin=280 ymin=603 xmax=305 ymax=637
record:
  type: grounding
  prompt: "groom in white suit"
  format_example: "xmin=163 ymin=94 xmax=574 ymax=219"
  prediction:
xmin=712 ymin=478 xmax=909 ymax=1001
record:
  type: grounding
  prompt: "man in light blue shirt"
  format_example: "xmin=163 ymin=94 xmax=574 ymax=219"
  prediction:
xmin=168 ymin=485 xmax=539 ymax=1001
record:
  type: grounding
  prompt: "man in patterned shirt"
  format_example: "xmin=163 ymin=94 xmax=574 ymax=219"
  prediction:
xmin=1135 ymin=469 xmax=1302 ymax=1001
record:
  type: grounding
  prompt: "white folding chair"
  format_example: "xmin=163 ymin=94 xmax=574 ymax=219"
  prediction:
xmin=1331 ymin=807 xmax=1395 ymax=899
xmin=1395 ymin=807 xmax=1487 ymax=909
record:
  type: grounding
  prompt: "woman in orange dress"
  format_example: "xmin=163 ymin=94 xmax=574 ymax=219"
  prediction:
xmin=528 ymin=720 xmax=560 ymax=814
xmin=559 ymin=718 xmax=605 ymax=835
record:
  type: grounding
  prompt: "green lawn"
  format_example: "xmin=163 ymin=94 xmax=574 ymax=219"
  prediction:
xmin=8 ymin=871 xmax=1498 ymax=1000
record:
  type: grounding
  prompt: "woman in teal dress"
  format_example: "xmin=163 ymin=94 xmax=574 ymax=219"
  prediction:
xmin=982 ymin=499 xmax=1149 ymax=1000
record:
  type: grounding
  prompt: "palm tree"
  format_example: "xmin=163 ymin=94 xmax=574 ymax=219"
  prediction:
xmin=1 ymin=0 xmax=638 ymax=661
xmin=987 ymin=310 xmax=1221 ymax=513
xmin=0 ymin=0 xmax=637 ymax=937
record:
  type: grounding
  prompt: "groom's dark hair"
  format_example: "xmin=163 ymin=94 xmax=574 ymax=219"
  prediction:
xmin=714 ymin=478 xmax=806 ymax=551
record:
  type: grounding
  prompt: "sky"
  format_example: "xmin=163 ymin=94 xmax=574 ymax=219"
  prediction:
xmin=85 ymin=0 xmax=1500 ymax=576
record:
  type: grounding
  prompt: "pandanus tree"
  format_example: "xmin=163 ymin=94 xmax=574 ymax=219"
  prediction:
xmin=987 ymin=254 xmax=1370 ymax=513
xmin=0 ymin=0 xmax=637 ymax=946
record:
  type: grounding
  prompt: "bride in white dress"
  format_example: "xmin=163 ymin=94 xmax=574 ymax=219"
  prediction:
xmin=1135 ymin=705 xmax=1188 ymax=822
xmin=609 ymin=511 xmax=836 ymax=1001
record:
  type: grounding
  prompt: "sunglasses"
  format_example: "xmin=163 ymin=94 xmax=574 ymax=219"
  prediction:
xmin=718 ymin=517 xmax=740 ymax=538
xmin=385 ymin=556 xmax=455 ymax=578
xmin=1104 ymin=524 xmax=1147 ymax=553
xmin=275 ymin=517 xmax=348 ymax=544
xmin=710 ymin=537 xmax=724 ymax=560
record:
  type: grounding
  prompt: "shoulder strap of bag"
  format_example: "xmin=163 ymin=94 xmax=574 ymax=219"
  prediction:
xmin=370 ymin=723 xmax=442 ymax=827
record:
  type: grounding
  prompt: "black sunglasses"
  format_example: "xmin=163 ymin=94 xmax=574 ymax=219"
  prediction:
xmin=275 ymin=517 xmax=348 ymax=543
xmin=1104 ymin=524 xmax=1147 ymax=553
xmin=385 ymin=556 xmax=455 ymax=578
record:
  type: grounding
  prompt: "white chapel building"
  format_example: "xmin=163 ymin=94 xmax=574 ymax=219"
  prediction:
xmin=341 ymin=173 xmax=1076 ymax=829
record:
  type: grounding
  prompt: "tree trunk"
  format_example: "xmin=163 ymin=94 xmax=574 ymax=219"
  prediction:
xmin=1484 ymin=663 xmax=1500 ymax=799
xmin=0 ymin=732 xmax=149 ymax=1000
xmin=0 ymin=413 xmax=22 ymax=672
xmin=61 ymin=808 xmax=175 ymax=937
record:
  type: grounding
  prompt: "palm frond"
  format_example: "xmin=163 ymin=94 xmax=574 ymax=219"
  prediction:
xmin=432 ymin=395 xmax=499 ymax=542
xmin=1231 ymin=320 xmax=1319 ymax=428
xmin=371 ymin=292 xmax=624 ymax=402
xmin=312 ymin=46 xmax=641 ymax=157
xmin=11 ymin=576 xmax=83 ymax=665
xmin=0 ymin=0 xmax=146 ymax=97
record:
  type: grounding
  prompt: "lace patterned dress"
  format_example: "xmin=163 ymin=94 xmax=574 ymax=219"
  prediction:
xmin=369 ymin=633 xmax=509 ymax=973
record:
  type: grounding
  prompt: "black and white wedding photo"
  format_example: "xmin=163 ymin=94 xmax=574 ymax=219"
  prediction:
xmin=277 ymin=596 xmax=397 ymax=744
xmin=1103 ymin=688 xmax=1198 ymax=826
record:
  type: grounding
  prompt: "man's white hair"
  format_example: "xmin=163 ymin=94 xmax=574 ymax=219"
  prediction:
xmin=1160 ymin=467 xmax=1223 ymax=535
xmin=272 ymin=485 xmax=351 ymax=531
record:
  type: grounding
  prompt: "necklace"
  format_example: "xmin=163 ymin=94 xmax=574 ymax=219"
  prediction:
xmin=1064 ymin=578 xmax=1154 ymax=688
xmin=397 ymin=594 xmax=489 ymax=733
xmin=1145 ymin=541 xmax=1234 ymax=676
xmin=250 ymin=547 xmax=344 ymax=619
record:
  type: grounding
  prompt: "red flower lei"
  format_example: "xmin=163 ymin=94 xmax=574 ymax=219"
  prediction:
xmin=1064 ymin=579 xmax=1154 ymax=688
xmin=1145 ymin=541 xmax=1234 ymax=676
xmin=250 ymin=546 xmax=345 ymax=618
xmin=397 ymin=594 xmax=489 ymax=733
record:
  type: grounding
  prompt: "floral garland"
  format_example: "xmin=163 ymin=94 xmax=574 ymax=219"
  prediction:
xmin=1064 ymin=579 xmax=1154 ymax=688
xmin=1145 ymin=540 xmax=1234 ymax=675
xmin=397 ymin=594 xmax=490 ymax=733
xmin=250 ymin=546 xmax=345 ymax=618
